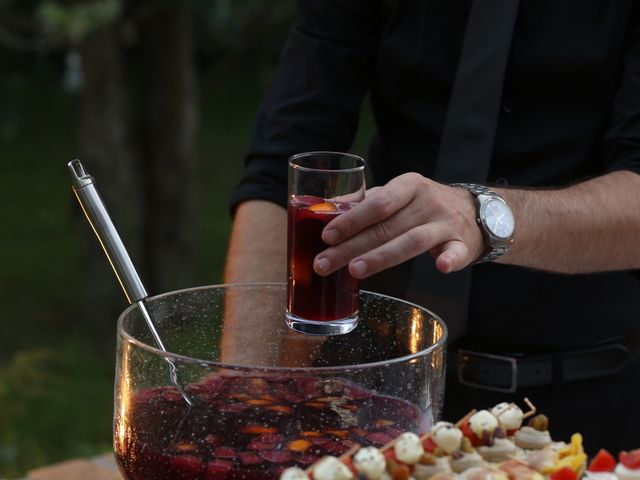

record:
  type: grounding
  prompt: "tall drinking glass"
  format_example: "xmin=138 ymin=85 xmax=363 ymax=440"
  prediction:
xmin=286 ymin=152 xmax=366 ymax=335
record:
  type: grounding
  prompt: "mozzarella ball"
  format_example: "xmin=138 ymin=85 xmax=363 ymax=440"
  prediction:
xmin=394 ymin=432 xmax=425 ymax=464
xmin=469 ymin=410 xmax=499 ymax=437
xmin=353 ymin=446 xmax=387 ymax=479
xmin=491 ymin=402 xmax=524 ymax=430
xmin=312 ymin=456 xmax=353 ymax=480
xmin=281 ymin=467 xmax=309 ymax=480
xmin=432 ymin=421 xmax=464 ymax=453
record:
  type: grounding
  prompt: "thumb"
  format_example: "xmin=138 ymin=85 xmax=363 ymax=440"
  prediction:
xmin=364 ymin=186 xmax=382 ymax=198
xmin=434 ymin=240 xmax=471 ymax=273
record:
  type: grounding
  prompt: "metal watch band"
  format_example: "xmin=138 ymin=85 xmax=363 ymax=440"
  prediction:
xmin=476 ymin=246 xmax=509 ymax=263
xmin=450 ymin=182 xmax=493 ymax=197
xmin=450 ymin=182 xmax=513 ymax=264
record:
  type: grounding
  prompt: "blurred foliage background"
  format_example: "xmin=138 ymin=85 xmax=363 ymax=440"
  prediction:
xmin=0 ymin=0 xmax=374 ymax=477
xmin=0 ymin=1 xmax=293 ymax=476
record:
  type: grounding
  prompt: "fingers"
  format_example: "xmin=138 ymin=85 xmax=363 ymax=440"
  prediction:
xmin=321 ymin=175 xmax=417 ymax=245
xmin=348 ymin=237 xmax=471 ymax=279
xmin=347 ymin=224 xmax=448 ymax=278
xmin=312 ymin=174 xmax=482 ymax=278
xmin=318 ymin=223 xmax=445 ymax=279
xmin=315 ymin=200 xmax=425 ymax=275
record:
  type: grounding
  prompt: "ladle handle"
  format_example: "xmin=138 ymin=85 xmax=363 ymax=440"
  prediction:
xmin=68 ymin=159 xmax=148 ymax=304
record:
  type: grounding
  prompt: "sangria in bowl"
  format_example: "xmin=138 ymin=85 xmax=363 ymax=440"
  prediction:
xmin=113 ymin=283 xmax=447 ymax=480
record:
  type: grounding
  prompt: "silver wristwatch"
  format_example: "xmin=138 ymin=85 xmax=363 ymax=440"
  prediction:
xmin=451 ymin=183 xmax=515 ymax=263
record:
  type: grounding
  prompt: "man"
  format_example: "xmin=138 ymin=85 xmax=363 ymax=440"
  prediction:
xmin=225 ymin=0 xmax=640 ymax=451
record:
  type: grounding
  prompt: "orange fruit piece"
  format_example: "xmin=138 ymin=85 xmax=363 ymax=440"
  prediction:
xmin=374 ymin=419 xmax=395 ymax=428
xmin=249 ymin=378 xmax=267 ymax=388
xmin=239 ymin=425 xmax=278 ymax=435
xmin=325 ymin=429 xmax=349 ymax=438
xmin=287 ymin=439 xmax=313 ymax=452
xmin=308 ymin=202 xmax=337 ymax=212
xmin=266 ymin=405 xmax=293 ymax=414
xmin=246 ymin=399 xmax=272 ymax=405
xmin=388 ymin=461 xmax=411 ymax=480
xmin=173 ymin=442 xmax=199 ymax=453
xmin=230 ymin=393 xmax=250 ymax=400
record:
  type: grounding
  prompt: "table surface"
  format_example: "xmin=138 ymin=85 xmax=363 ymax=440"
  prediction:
xmin=16 ymin=454 xmax=123 ymax=480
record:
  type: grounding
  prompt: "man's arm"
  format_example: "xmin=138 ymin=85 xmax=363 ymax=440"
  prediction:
xmin=220 ymin=200 xmax=287 ymax=364
xmin=224 ymin=200 xmax=287 ymax=283
xmin=496 ymin=169 xmax=640 ymax=274
xmin=312 ymin=170 xmax=640 ymax=279
xmin=225 ymin=0 xmax=378 ymax=282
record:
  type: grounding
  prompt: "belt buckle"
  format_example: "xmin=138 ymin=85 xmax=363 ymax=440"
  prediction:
xmin=457 ymin=349 xmax=518 ymax=393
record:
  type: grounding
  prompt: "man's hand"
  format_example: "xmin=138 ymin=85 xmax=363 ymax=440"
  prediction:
xmin=313 ymin=173 xmax=485 ymax=279
xmin=313 ymin=170 xmax=640 ymax=278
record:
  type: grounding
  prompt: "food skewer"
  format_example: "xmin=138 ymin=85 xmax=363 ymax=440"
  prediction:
xmin=522 ymin=397 xmax=537 ymax=419
xmin=291 ymin=409 xmax=480 ymax=480
xmin=285 ymin=401 xmax=538 ymax=480
xmin=304 ymin=443 xmax=361 ymax=475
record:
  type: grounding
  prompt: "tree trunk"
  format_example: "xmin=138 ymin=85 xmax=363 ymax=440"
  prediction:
xmin=138 ymin=1 xmax=198 ymax=294
xmin=75 ymin=23 xmax=140 ymax=337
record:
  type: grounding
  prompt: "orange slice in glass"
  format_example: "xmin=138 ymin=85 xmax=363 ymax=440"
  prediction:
xmin=308 ymin=202 xmax=337 ymax=213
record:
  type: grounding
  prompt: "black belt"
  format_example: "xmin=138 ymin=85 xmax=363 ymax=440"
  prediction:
xmin=448 ymin=335 xmax=640 ymax=393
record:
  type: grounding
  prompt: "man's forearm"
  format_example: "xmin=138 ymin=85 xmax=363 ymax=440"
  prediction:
xmin=221 ymin=200 xmax=287 ymax=365
xmin=224 ymin=200 xmax=288 ymax=283
xmin=496 ymin=170 xmax=640 ymax=274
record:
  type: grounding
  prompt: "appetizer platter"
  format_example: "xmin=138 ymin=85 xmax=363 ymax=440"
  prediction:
xmin=280 ymin=399 xmax=640 ymax=480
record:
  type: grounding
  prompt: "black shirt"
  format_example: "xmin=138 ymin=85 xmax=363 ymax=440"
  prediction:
xmin=230 ymin=0 xmax=640 ymax=348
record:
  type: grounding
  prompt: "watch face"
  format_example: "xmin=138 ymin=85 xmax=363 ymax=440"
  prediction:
xmin=482 ymin=198 xmax=515 ymax=239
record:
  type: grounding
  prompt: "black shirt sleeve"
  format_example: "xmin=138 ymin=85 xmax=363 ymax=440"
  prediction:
xmin=604 ymin=2 xmax=640 ymax=176
xmin=229 ymin=0 xmax=380 ymax=214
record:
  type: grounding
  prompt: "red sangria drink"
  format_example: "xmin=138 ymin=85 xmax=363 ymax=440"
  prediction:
xmin=286 ymin=152 xmax=366 ymax=335
xmin=114 ymin=375 xmax=429 ymax=480
xmin=114 ymin=285 xmax=448 ymax=480
xmin=287 ymin=195 xmax=358 ymax=325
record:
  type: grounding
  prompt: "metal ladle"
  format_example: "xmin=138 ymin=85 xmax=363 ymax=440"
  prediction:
xmin=68 ymin=159 xmax=194 ymax=407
